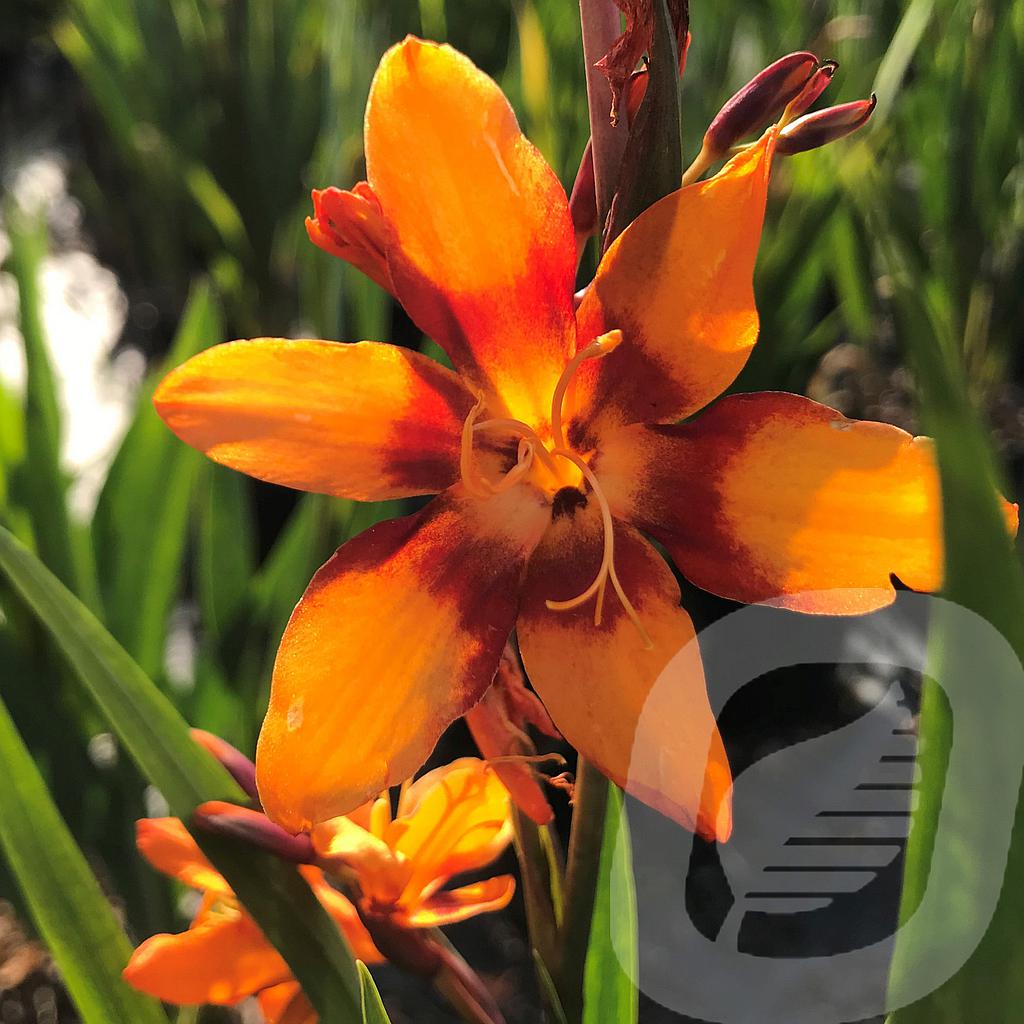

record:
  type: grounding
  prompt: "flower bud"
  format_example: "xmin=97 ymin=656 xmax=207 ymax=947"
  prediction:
xmin=776 ymin=95 xmax=877 ymax=155
xmin=704 ymin=51 xmax=818 ymax=156
xmin=465 ymin=646 xmax=561 ymax=825
xmin=190 ymin=729 xmax=259 ymax=804
xmin=568 ymin=139 xmax=598 ymax=253
xmin=786 ymin=59 xmax=838 ymax=118
xmin=193 ymin=801 xmax=314 ymax=863
xmin=305 ymin=183 xmax=394 ymax=294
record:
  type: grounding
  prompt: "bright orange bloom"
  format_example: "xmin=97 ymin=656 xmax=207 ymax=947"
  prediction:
xmin=152 ymin=38 xmax=1017 ymax=844
xmin=312 ymin=758 xmax=516 ymax=931
xmin=123 ymin=818 xmax=380 ymax=1018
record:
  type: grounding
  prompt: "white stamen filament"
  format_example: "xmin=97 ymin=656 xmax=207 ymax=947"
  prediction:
xmin=548 ymin=447 xmax=653 ymax=649
xmin=456 ymin=334 xmax=652 ymax=648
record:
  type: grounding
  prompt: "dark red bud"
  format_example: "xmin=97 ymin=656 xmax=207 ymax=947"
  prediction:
xmin=190 ymin=729 xmax=260 ymax=804
xmin=568 ymin=139 xmax=597 ymax=252
xmin=704 ymin=51 xmax=818 ymax=155
xmin=786 ymin=59 xmax=838 ymax=118
xmin=776 ymin=95 xmax=877 ymax=155
xmin=193 ymin=801 xmax=313 ymax=863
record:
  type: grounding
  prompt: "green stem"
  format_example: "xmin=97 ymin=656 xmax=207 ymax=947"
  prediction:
xmin=512 ymin=808 xmax=562 ymax=973
xmin=554 ymin=758 xmax=609 ymax=1023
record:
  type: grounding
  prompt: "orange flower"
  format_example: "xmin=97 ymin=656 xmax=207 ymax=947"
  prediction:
xmin=122 ymin=818 xmax=380 ymax=1019
xmin=152 ymin=37 xmax=1016 ymax=844
xmin=312 ymin=758 xmax=516 ymax=931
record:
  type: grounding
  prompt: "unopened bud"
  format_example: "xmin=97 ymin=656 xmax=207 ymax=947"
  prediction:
xmin=568 ymin=140 xmax=597 ymax=253
xmin=193 ymin=800 xmax=314 ymax=863
xmin=785 ymin=59 xmax=838 ymax=118
xmin=777 ymin=95 xmax=877 ymax=155
xmin=704 ymin=51 xmax=818 ymax=156
xmin=190 ymin=729 xmax=259 ymax=804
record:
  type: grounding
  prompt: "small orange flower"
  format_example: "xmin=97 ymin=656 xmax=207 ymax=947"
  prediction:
xmin=313 ymin=758 xmax=516 ymax=931
xmin=122 ymin=818 xmax=380 ymax=1021
xmin=152 ymin=38 xmax=1016 ymax=844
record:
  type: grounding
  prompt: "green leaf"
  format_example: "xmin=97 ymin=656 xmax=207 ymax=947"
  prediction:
xmin=5 ymin=206 xmax=86 ymax=601
xmin=582 ymin=785 xmax=638 ymax=1024
xmin=0 ymin=524 xmax=363 ymax=1023
xmin=357 ymin=962 xmax=392 ymax=1024
xmin=93 ymin=280 xmax=220 ymax=678
xmin=0 ymin=689 xmax=168 ymax=1024
xmin=197 ymin=465 xmax=256 ymax=640
xmin=886 ymin=247 xmax=1024 ymax=1018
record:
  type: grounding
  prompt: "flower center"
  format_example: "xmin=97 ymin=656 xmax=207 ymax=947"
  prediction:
xmin=459 ymin=331 xmax=652 ymax=648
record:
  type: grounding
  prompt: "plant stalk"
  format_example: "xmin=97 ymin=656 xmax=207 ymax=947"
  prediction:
xmin=553 ymin=758 xmax=610 ymax=1023
xmin=578 ymin=0 xmax=626 ymax=234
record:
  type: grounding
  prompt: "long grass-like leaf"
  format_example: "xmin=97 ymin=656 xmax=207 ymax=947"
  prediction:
xmin=0 ymin=689 xmax=168 ymax=1024
xmin=880 ymin=213 xmax=1024 ymax=1019
xmin=582 ymin=785 xmax=638 ymax=1024
xmin=93 ymin=280 xmax=219 ymax=679
xmin=5 ymin=208 xmax=85 ymax=600
xmin=0 ymin=525 xmax=363 ymax=1022
xmin=357 ymin=962 xmax=392 ymax=1024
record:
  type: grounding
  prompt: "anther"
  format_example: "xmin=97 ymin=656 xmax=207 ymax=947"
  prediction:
xmin=550 ymin=329 xmax=623 ymax=451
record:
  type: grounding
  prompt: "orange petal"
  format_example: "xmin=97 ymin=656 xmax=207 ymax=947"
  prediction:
xmin=568 ymin=132 xmax=775 ymax=443
xmin=258 ymin=983 xmax=317 ymax=1024
xmin=306 ymin=183 xmax=395 ymax=294
xmin=518 ymin=503 xmax=732 ymax=840
xmin=310 ymin=817 xmax=409 ymax=906
xmin=154 ymin=338 xmax=476 ymax=501
xmin=464 ymin=649 xmax=558 ymax=825
xmin=123 ymin=913 xmax=289 ymax=1005
xmin=300 ymin=865 xmax=384 ymax=964
xmin=256 ymin=485 xmax=550 ymax=832
xmin=365 ymin=37 xmax=577 ymax=427
xmin=135 ymin=818 xmax=228 ymax=895
xmin=401 ymin=875 xmax=516 ymax=928
xmin=388 ymin=759 xmax=513 ymax=907
xmin=596 ymin=391 xmax=1018 ymax=613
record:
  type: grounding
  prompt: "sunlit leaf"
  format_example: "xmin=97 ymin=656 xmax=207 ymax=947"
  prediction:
xmin=0 ymin=689 xmax=168 ymax=1024
xmin=0 ymin=525 xmax=364 ymax=1021
xmin=357 ymin=962 xmax=392 ymax=1024
xmin=93 ymin=280 xmax=220 ymax=679
xmin=582 ymin=785 xmax=638 ymax=1024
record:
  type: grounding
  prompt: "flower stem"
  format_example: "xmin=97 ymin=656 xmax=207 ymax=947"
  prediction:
xmin=512 ymin=808 xmax=563 ymax=966
xmin=554 ymin=757 xmax=609 ymax=1023
xmin=578 ymin=0 xmax=626 ymax=234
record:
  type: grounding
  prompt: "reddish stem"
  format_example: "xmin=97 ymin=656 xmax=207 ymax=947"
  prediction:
xmin=578 ymin=0 xmax=627 ymax=235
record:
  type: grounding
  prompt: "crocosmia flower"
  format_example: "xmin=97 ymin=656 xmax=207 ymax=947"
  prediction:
xmin=313 ymin=757 xmax=515 ymax=930
xmin=153 ymin=38 xmax=1013 ymax=844
xmin=122 ymin=818 xmax=380 ymax=1021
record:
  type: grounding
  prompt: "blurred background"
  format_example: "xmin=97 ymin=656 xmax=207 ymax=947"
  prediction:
xmin=0 ymin=0 xmax=1021 ymax=1020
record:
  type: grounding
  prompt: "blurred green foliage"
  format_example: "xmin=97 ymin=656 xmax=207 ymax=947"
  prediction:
xmin=1 ymin=0 xmax=1023 ymax=1019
